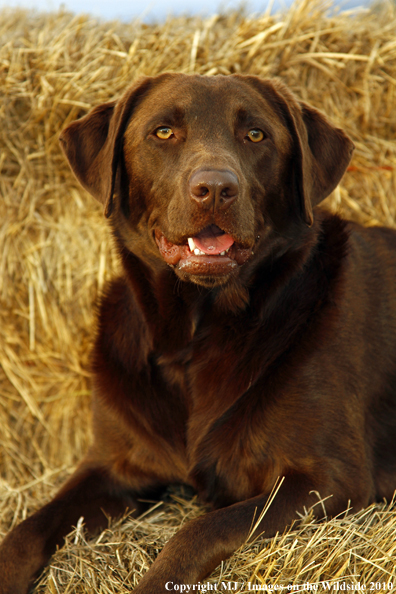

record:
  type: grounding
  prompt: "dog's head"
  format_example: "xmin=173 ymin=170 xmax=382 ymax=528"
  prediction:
xmin=60 ymin=74 xmax=353 ymax=289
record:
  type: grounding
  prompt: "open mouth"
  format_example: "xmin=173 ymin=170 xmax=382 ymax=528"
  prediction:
xmin=154 ymin=224 xmax=252 ymax=277
xmin=188 ymin=225 xmax=235 ymax=256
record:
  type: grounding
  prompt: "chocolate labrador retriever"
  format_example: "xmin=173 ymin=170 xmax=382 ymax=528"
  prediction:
xmin=1 ymin=73 xmax=396 ymax=594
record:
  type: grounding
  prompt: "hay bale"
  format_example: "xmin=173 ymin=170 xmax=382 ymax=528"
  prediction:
xmin=0 ymin=0 xmax=395 ymax=590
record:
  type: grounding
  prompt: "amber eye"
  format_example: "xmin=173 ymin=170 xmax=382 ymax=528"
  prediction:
xmin=246 ymin=129 xmax=265 ymax=143
xmin=155 ymin=127 xmax=174 ymax=139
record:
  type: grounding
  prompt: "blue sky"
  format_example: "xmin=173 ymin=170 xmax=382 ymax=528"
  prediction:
xmin=1 ymin=0 xmax=277 ymax=20
xmin=0 ymin=0 xmax=369 ymax=22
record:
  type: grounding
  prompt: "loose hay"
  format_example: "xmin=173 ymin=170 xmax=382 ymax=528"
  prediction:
xmin=0 ymin=0 xmax=396 ymax=591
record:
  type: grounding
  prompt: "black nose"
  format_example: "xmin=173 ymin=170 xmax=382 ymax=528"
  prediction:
xmin=189 ymin=169 xmax=239 ymax=211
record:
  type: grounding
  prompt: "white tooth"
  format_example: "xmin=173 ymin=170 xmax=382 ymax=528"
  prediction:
xmin=220 ymin=251 xmax=226 ymax=256
xmin=188 ymin=238 xmax=196 ymax=252
xmin=194 ymin=248 xmax=200 ymax=255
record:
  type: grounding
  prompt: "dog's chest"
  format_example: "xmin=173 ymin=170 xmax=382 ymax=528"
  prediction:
xmin=159 ymin=311 xmax=283 ymax=505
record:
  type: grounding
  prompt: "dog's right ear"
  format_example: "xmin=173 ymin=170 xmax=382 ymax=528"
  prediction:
xmin=59 ymin=77 xmax=154 ymax=218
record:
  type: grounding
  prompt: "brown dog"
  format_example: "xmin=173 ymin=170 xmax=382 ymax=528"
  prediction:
xmin=1 ymin=73 xmax=396 ymax=594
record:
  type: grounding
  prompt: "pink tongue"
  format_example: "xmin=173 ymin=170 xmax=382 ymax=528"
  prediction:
xmin=193 ymin=225 xmax=234 ymax=255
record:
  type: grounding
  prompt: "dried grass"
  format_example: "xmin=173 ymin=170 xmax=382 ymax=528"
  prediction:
xmin=0 ymin=0 xmax=396 ymax=590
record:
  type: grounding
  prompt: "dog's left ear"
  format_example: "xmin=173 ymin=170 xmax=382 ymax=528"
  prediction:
xmin=270 ymin=80 xmax=354 ymax=226
xmin=59 ymin=76 xmax=156 ymax=218
xmin=293 ymin=98 xmax=355 ymax=226
xmin=237 ymin=76 xmax=354 ymax=226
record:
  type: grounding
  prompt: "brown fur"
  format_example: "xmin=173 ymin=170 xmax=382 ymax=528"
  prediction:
xmin=1 ymin=73 xmax=396 ymax=594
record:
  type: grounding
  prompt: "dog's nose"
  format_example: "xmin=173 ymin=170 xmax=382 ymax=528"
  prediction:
xmin=189 ymin=169 xmax=239 ymax=211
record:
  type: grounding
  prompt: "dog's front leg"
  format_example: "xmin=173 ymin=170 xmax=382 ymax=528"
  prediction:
xmin=0 ymin=462 xmax=150 ymax=594
xmin=133 ymin=473 xmax=371 ymax=594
